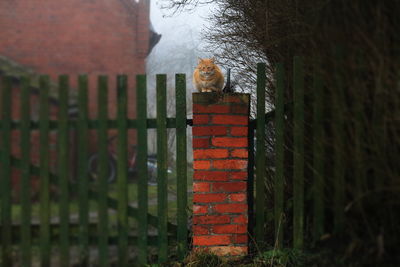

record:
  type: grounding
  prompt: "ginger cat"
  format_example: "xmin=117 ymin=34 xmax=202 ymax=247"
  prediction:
xmin=193 ymin=57 xmax=224 ymax=92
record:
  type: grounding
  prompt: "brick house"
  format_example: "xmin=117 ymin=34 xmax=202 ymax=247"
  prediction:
xmin=0 ymin=0 xmax=160 ymax=194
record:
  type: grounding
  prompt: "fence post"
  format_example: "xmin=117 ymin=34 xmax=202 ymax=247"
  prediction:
xmin=192 ymin=93 xmax=250 ymax=257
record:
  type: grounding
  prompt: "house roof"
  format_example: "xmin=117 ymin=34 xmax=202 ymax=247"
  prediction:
xmin=0 ymin=55 xmax=78 ymax=108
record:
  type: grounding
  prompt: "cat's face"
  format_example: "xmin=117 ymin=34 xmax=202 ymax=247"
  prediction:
xmin=197 ymin=58 xmax=216 ymax=77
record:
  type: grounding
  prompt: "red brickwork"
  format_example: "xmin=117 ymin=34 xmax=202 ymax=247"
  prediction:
xmin=0 ymin=0 xmax=150 ymax=196
xmin=0 ymin=0 xmax=150 ymax=119
xmin=192 ymin=93 xmax=250 ymax=257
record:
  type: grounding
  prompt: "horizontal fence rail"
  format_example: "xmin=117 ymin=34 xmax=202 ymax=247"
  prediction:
xmin=0 ymin=118 xmax=194 ymax=129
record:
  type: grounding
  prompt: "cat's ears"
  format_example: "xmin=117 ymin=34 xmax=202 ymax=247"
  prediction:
xmin=198 ymin=57 xmax=216 ymax=63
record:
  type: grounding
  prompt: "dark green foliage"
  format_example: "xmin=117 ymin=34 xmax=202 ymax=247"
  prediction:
xmin=200 ymin=1 xmax=400 ymax=264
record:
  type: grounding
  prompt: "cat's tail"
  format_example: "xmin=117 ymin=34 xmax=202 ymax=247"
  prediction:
xmin=223 ymin=68 xmax=232 ymax=93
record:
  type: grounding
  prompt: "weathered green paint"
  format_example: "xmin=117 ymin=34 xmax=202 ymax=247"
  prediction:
xmin=333 ymin=48 xmax=345 ymax=233
xmin=97 ymin=76 xmax=109 ymax=266
xmin=312 ymin=69 xmax=325 ymax=242
xmin=117 ymin=75 xmax=128 ymax=267
xmin=372 ymin=66 xmax=386 ymax=191
xmin=157 ymin=74 xmax=169 ymax=263
xmin=39 ymin=75 xmax=51 ymax=267
xmin=293 ymin=56 xmax=304 ymax=249
xmin=1 ymin=117 xmax=193 ymax=130
xmin=175 ymin=74 xmax=188 ymax=259
xmin=136 ymin=75 xmax=149 ymax=265
xmin=354 ymin=81 xmax=366 ymax=204
xmin=274 ymin=63 xmax=285 ymax=248
xmin=77 ymin=75 xmax=90 ymax=265
xmin=4 ymin=226 xmax=175 ymax=247
xmin=20 ymin=76 xmax=32 ymax=267
xmin=1 ymin=76 xmax=12 ymax=266
xmin=58 ymin=75 xmax=70 ymax=267
xmin=255 ymin=63 xmax=266 ymax=245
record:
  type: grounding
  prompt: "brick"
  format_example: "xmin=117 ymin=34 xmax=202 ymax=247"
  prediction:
xmin=209 ymin=246 xmax=248 ymax=256
xmin=193 ymin=126 xmax=228 ymax=136
xmin=232 ymin=215 xmax=248 ymax=224
xmin=193 ymin=225 xmax=210 ymax=235
xmin=193 ymin=205 xmax=208 ymax=214
xmin=194 ymin=149 xmax=229 ymax=160
xmin=212 ymin=224 xmax=247 ymax=234
xmin=193 ymin=138 xmax=210 ymax=148
xmin=230 ymin=193 xmax=247 ymax=202
xmin=193 ymin=215 xmax=231 ymax=225
xmin=212 ymin=137 xmax=248 ymax=148
xmin=212 ymin=115 xmax=248 ymax=125
xmin=193 ymin=160 xmax=211 ymax=170
xmin=193 ymin=182 xmax=211 ymax=193
xmin=230 ymin=172 xmax=247 ymax=180
xmin=193 ymin=104 xmax=230 ymax=114
xmin=230 ymin=149 xmax=248 ymax=158
xmin=193 ymin=235 xmax=231 ymax=246
xmin=193 ymin=171 xmax=229 ymax=181
xmin=193 ymin=115 xmax=210 ymax=125
xmin=230 ymin=127 xmax=248 ymax=136
xmin=221 ymin=95 xmax=249 ymax=104
xmin=233 ymin=234 xmax=248 ymax=244
xmin=193 ymin=193 xmax=227 ymax=203
xmin=214 ymin=203 xmax=247 ymax=213
xmin=230 ymin=105 xmax=249 ymax=114
xmin=212 ymin=182 xmax=247 ymax=192
xmin=213 ymin=159 xmax=248 ymax=170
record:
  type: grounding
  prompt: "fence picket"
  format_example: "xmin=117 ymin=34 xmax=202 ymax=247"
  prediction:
xmin=156 ymin=74 xmax=168 ymax=263
xmin=354 ymin=82 xmax=366 ymax=205
xmin=39 ymin=75 xmax=51 ymax=267
xmin=1 ymin=76 xmax=12 ymax=266
xmin=312 ymin=69 xmax=325 ymax=242
xmin=136 ymin=75 xmax=148 ymax=265
xmin=20 ymin=76 xmax=32 ymax=267
xmin=175 ymin=74 xmax=188 ymax=259
xmin=77 ymin=75 xmax=89 ymax=265
xmin=97 ymin=76 xmax=109 ymax=266
xmin=274 ymin=63 xmax=285 ymax=248
xmin=116 ymin=75 xmax=128 ymax=267
xmin=58 ymin=75 xmax=70 ymax=266
xmin=333 ymin=48 xmax=345 ymax=233
xmin=293 ymin=56 xmax=305 ymax=249
xmin=255 ymin=63 xmax=266 ymax=245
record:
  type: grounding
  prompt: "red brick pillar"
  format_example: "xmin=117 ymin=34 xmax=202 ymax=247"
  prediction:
xmin=192 ymin=93 xmax=250 ymax=257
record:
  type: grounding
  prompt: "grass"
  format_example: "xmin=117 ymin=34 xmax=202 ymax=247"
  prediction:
xmin=11 ymin=168 xmax=192 ymax=221
xmin=159 ymin=248 xmax=310 ymax=267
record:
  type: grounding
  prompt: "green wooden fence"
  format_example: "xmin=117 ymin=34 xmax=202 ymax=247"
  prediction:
xmin=250 ymin=56 xmax=349 ymax=251
xmin=1 ymin=57 xmax=377 ymax=264
xmin=251 ymin=57 xmax=316 ymax=250
xmin=0 ymin=74 xmax=188 ymax=266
